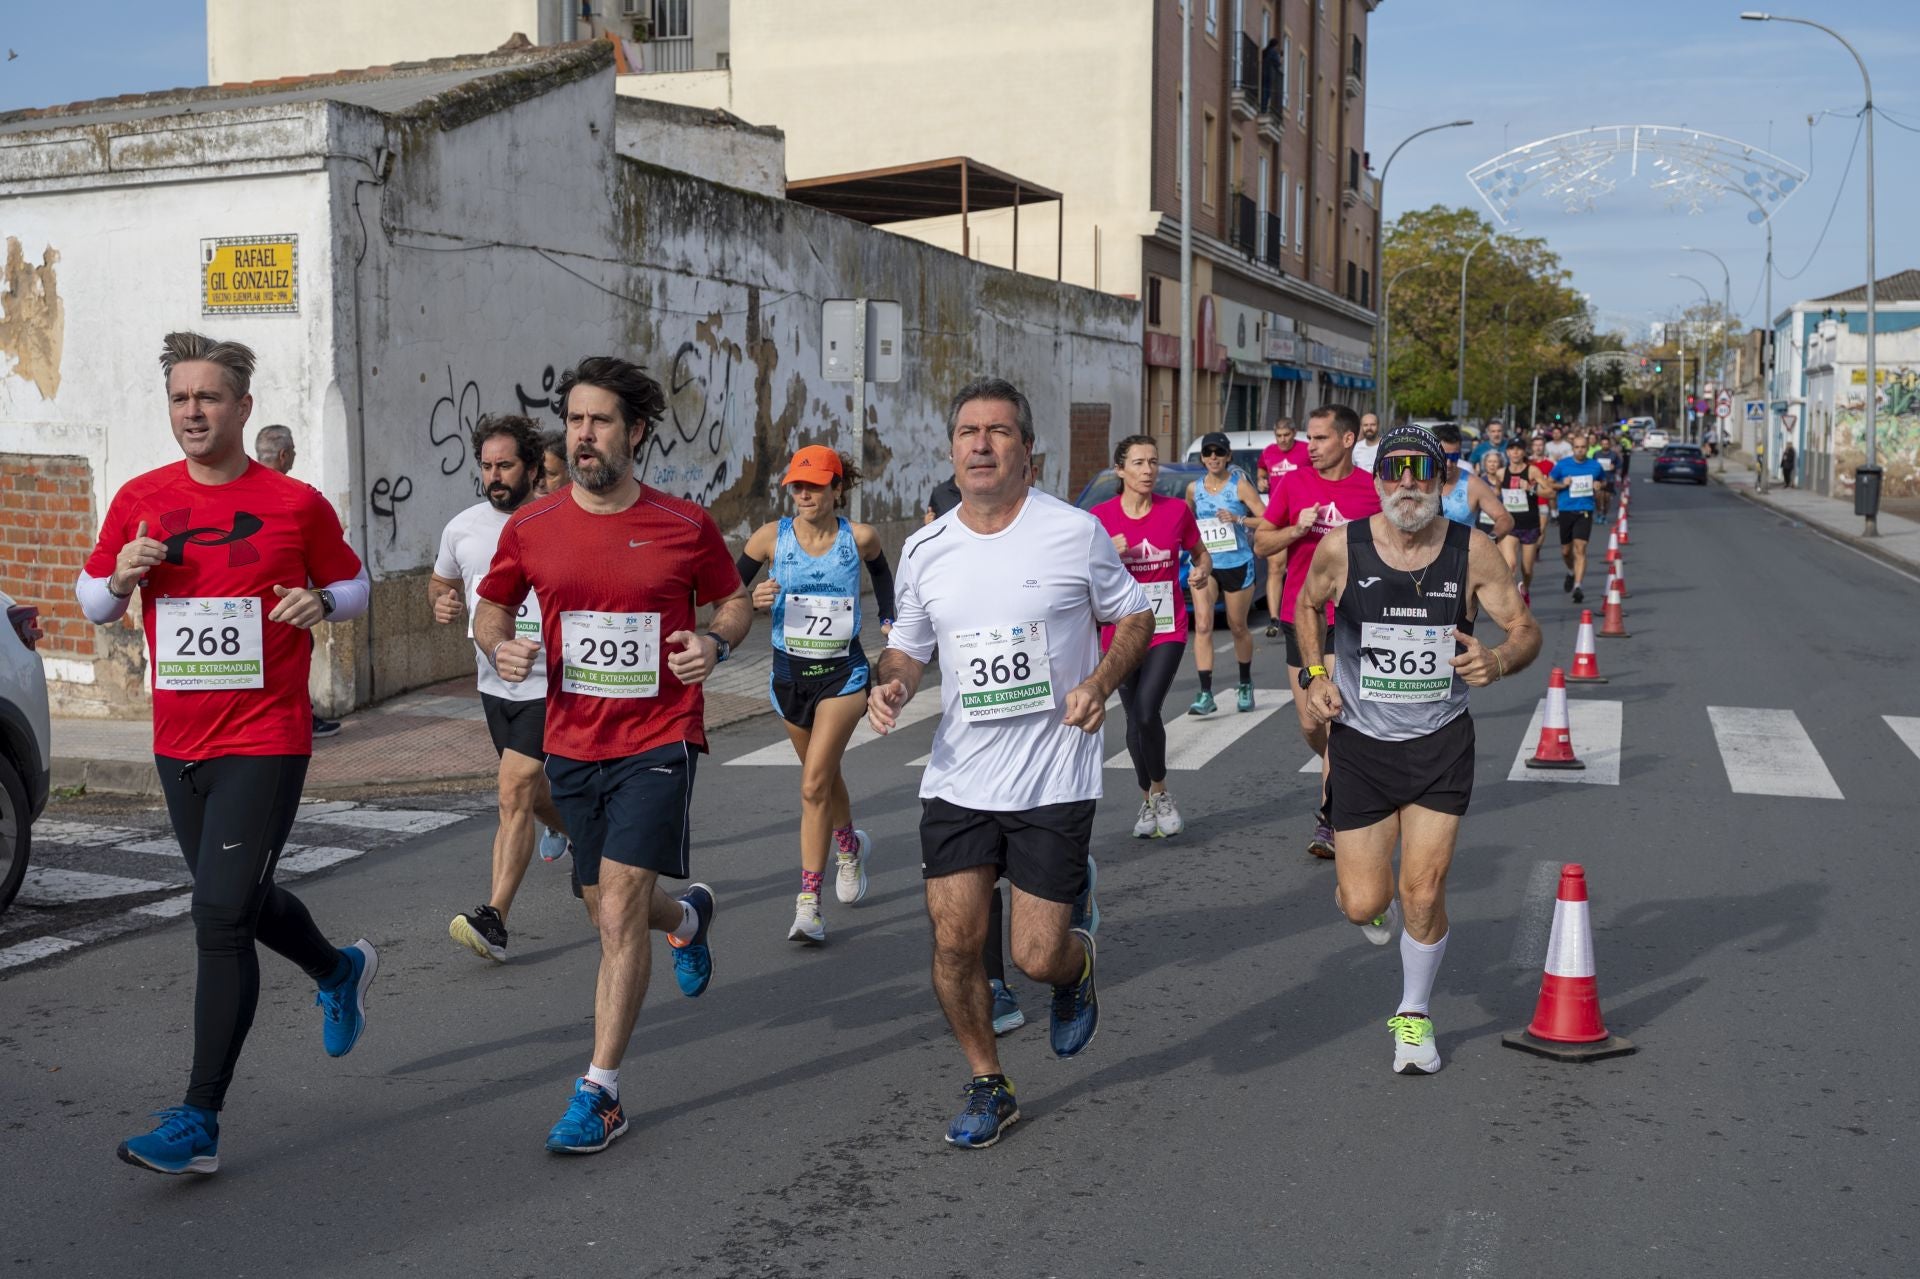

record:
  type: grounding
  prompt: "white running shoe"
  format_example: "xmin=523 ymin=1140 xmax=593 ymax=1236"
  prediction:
xmin=1132 ymin=799 xmax=1158 ymax=838
xmin=1361 ymin=898 xmax=1401 ymax=946
xmin=834 ymin=830 xmax=871 ymax=905
xmin=1152 ymin=790 xmax=1184 ymax=837
xmin=1389 ymin=1014 xmax=1443 ymax=1074
xmin=788 ymin=892 xmax=826 ymax=945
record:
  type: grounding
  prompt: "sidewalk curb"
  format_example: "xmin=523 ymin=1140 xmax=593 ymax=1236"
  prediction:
xmin=50 ymin=756 xmax=164 ymax=799
xmin=1715 ymin=475 xmax=1920 ymax=578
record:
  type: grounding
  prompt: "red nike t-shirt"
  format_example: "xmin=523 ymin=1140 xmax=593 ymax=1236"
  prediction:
xmin=478 ymin=486 xmax=741 ymax=761
xmin=1263 ymin=466 xmax=1383 ymax=623
xmin=82 ymin=461 xmax=364 ymax=759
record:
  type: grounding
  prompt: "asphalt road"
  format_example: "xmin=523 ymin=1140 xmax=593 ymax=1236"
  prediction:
xmin=3 ymin=478 xmax=1916 ymax=1278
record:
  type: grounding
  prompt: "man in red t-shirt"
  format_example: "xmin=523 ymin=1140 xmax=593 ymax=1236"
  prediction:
xmin=78 ymin=332 xmax=375 ymax=1177
xmin=1257 ymin=418 xmax=1309 ymax=635
xmin=1253 ymin=403 xmax=1382 ymax=860
xmin=478 ymin=356 xmax=751 ymax=1156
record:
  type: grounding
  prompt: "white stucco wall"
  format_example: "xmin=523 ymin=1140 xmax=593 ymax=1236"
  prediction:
xmin=613 ymin=99 xmax=784 ymax=197
xmin=208 ymin=0 xmax=557 ymax=82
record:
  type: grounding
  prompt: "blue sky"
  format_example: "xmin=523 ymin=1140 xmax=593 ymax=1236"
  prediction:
xmin=1369 ymin=0 xmax=1920 ymax=332
xmin=2 ymin=1 xmax=1914 ymax=332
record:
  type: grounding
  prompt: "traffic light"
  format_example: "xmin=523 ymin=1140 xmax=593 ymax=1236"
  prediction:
xmin=1653 ymin=362 xmax=1663 ymax=374
xmin=1639 ymin=357 xmax=1648 ymax=368
xmin=1553 ymin=412 xmax=1563 ymax=423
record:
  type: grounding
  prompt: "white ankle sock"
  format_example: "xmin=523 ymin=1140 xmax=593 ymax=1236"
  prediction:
xmin=1398 ymin=929 xmax=1449 ymax=1015
xmin=669 ymin=899 xmax=699 ymax=942
xmin=585 ymin=1064 xmax=619 ymax=1098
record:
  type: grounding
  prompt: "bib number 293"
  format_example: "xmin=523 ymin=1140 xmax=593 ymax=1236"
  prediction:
xmin=561 ymin=610 xmax=661 ymax=698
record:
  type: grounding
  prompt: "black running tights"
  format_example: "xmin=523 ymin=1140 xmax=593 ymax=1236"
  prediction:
xmin=1117 ymin=640 xmax=1187 ymax=793
xmin=155 ymin=754 xmax=340 ymax=1111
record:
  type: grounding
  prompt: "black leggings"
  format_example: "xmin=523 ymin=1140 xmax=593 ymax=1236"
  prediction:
xmin=1117 ymin=640 xmax=1187 ymax=793
xmin=156 ymin=754 xmax=341 ymax=1111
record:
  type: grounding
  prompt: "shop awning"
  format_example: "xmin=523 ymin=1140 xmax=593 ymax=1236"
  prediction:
xmin=1270 ymin=365 xmax=1309 ymax=381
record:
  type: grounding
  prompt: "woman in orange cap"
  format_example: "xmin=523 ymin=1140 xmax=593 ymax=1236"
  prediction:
xmin=737 ymin=445 xmax=896 ymax=945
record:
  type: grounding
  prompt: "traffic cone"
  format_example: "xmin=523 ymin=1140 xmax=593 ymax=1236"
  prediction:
xmin=1502 ymin=864 xmax=1636 ymax=1062
xmin=1566 ymin=611 xmax=1607 ymax=683
xmin=1598 ymin=581 xmax=1630 ymax=639
xmin=1604 ymin=527 xmax=1620 ymax=564
xmin=1610 ymin=563 xmax=1630 ymax=599
xmin=1616 ymin=512 xmax=1630 ymax=545
xmin=1524 ymin=667 xmax=1585 ymax=770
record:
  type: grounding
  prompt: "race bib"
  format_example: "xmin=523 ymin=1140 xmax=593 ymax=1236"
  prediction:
xmin=467 ymin=583 xmax=541 ymax=640
xmin=1197 ymin=517 xmax=1238 ymax=555
xmin=1358 ymin=623 xmax=1455 ymax=703
xmin=1144 ymin=581 xmax=1176 ymax=634
xmin=560 ymin=610 xmax=660 ymax=698
xmin=1598 ymin=456 xmax=1615 ymax=472
xmin=1502 ymin=486 xmax=1531 ymax=513
xmin=783 ymin=593 xmax=854 ymax=658
xmin=155 ymin=597 xmax=264 ymax=691
xmin=1568 ymin=474 xmax=1595 ymax=499
xmin=947 ymin=621 xmax=1053 ymax=722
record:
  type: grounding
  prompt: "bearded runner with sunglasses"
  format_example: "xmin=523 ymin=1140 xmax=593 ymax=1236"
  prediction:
xmin=1293 ymin=424 xmax=1540 ymax=1076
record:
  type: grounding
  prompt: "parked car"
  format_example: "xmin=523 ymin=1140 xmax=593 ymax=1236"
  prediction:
xmin=1651 ymin=443 xmax=1708 ymax=485
xmin=1642 ymin=428 xmax=1670 ymax=450
xmin=1181 ymin=429 xmax=1267 ymax=487
xmin=1073 ymin=462 xmax=1269 ymax=614
xmin=0 ymin=586 xmax=51 ymax=915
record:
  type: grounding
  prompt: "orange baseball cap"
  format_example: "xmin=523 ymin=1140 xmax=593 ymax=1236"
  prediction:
xmin=782 ymin=445 xmax=844 ymax=487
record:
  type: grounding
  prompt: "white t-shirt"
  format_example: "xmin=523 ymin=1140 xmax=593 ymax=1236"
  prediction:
xmin=434 ymin=500 xmax=545 ymax=701
xmin=888 ymin=490 xmax=1150 ymax=811
xmin=1351 ymin=438 xmax=1379 ymax=475
xmin=1545 ymin=441 xmax=1574 ymax=462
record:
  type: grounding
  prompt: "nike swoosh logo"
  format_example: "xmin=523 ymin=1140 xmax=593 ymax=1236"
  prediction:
xmin=222 ymin=841 xmax=242 ymax=849
xmin=628 ymin=540 xmax=652 ymax=548
xmin=1359 ymin=577 xmax=1381 ymax=588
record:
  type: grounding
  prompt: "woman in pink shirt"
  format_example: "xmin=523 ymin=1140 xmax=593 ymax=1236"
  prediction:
xmin=1093 ymin=436 xmax=1211 ymax=840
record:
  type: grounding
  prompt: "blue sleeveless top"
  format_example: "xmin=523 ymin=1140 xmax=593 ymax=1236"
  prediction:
xmin=1441 ymin=467 xmax=1475 ymax=527
xmin=769 ymin=517 xmax=863 ymax=656
xmin=1192 ymin=467 xmax=1254 ymax=568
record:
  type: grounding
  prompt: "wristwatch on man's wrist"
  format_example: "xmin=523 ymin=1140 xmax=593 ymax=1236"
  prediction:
xmin=1298 ymin=664 xmax=1328 ymax=690
xmin=706 ymin=631 xmax=731 ymax=664
xmin=317 ymin=588 xmax=337 ymax=617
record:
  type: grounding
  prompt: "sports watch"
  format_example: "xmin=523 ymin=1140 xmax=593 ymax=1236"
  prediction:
xmin=317 ymin=588 xmax=337 ymax=617
xmin=706 ymin=631 xmax=731 ymax=664
xmin=1298 ymin=664 xmax=1328 ymax=690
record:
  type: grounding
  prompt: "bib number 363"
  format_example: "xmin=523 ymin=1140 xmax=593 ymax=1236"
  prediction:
xmin=155 ymin=597 xmax=264 ymax=691
xmin=561 ymin=610 xmax=660 ymax=698
xmin=948 ymin=621 xmax=1053 ymax=722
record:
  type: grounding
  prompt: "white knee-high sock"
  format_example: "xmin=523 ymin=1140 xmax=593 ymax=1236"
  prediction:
xmin=1398 ymin=930 xmax=1448 ymax=1015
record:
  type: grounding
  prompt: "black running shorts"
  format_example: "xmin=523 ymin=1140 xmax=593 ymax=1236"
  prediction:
xmin=480 ymin=692 xmax=547 ymax=760
xmin=919 ymin=797 xmax=1094 ymax=905
xmin=1327 ymin=712 xmax=1475 ymax=831
xmin=1557 ymin=510 xmax=1595 ymax=544
xmin=545 ymin=742 xmax=698 ymax=885
xmin=768 ymin=652 xmax=871 ymax=731
xmin=1280 ymin=620 xmax=1303 ymax=669
xmin=1209 ymin=560 xmax=1254 ymax=593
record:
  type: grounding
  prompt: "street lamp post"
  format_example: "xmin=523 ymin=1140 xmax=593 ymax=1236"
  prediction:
xmin=1178 ymin=1 xmax=1194 ymax=449
xmin=1683 ymin=246 xmax=1732 ymax=473
xmin=1374 ymin=120 xmax=1473 ymax=418
xmin=1456 ymin=231 xmax=1495 ymax=422
xmin=1743 ymin=11 xmax=1878 ymax=534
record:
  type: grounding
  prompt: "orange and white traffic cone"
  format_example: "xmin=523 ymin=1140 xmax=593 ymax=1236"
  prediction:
xmin=1502 ymin=864 xmax=1636 ymax=1061
xmin=1610 ymin=564 xmax=1630 ymax=599
xmin=1566 ymin=610 xmax=1607 ymax=683
xmin=1598 ymin=581 xmax=1630 ymax=639
xmin=1616 ymin=512 xmax=1630 ymax=545
xmin=1524 ymin=667 xmax=1585 ymax=770
xmin=1604 ymin=527 xmax=1621 ymax=564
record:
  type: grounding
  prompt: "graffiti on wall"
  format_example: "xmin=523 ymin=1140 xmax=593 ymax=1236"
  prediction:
xmin=1831 ymin=366 xmax=1920 ymax=498
xmin=645 ymin=336 xmax=742 ymax=507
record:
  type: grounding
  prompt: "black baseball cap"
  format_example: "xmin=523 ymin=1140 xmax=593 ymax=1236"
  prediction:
xmin=1199 ymin=431 xmax=1233 ymax=453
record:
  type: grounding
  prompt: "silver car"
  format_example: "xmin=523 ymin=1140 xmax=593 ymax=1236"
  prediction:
xmin=0 ymin=585 xmax=51 ymax=914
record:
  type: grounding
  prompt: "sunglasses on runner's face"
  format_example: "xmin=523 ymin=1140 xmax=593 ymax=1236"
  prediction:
xmin=1201 ymin=447 xmax=1231 ymax=457
xmin=1379 ymin=454 xmax=1440 ymax=481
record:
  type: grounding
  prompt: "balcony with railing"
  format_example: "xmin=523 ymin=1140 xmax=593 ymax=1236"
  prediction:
xmin=1263 ymin=211 xmax=1284 ymax=271
xmin=641 ymin=37 xmax=695 ymax=72
xmin=1230 ymin=192 xmax=1258 ymax=259
xmin=1230 ymin=34 xmax=1259 ymax=121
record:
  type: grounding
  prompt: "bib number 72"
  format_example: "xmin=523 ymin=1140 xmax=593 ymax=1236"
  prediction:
xmin=969 ymin=652 xmax=1032 ymax=687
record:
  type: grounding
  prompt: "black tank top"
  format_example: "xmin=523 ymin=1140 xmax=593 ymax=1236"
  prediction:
xmin=1500 ymin=472 xmax=1540 ymax=530
xmin=1332 ymin=518 xmax=1475 ymax=741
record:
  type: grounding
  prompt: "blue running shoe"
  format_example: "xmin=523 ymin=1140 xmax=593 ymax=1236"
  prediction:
xmin=944 ymin=1077 xmax=1019 ymax=1148
xmin=1071 ymin=855 xmax=1100 ymax=937
xmin=538 ymin=826 xmax=570 ymax=863
xmin=315 ymin=938 xmax=378 ymax=1058
xmin=1049 ymin=928 xmax=1099 ymax=1059
xmin=1236 ymin=681 xmax=1256 ymax=712
xmin=668 ymin=883 xmax=715 ymax=997
xmin=989 ymin=979 xmax=1026 ymax=1036
xmin=545 ymin=1078 xmax=628 ymax=1155
xmin=117 ymin=1105 xmax=219 ymax=1175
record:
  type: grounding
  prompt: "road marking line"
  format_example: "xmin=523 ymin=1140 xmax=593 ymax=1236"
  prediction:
xmin=1105 ymin=689 xmax=1289 ymax=770
xmin=1299 ymin=754 xmax=1321 ymax=774
xmin=296 ymin=808 xmax=467 ymax=834
xmin=278 ymin=845 xmax=366 ymax=876
xmin=1508 ymin=860 xmax=1561 ymax=970
xmin=116 ymin=838 xmax=188 ymax=857
xmin=1706 ymin=706 xmax=1843 ymax=799
xmin=1506 ymin=698 xmax=1623 ymax=785
xmin=725 ymin=695 xmax=944 ymax=765
xmin=1885 ymin=716 xmax=1920 ymax=763
xmin=17 ymin=867 xmax=176 ymax=906
xmin=1435 ymin=1209 xmax=1504 ymax=1279
xmin=0 ymin=936 xmax=83 ymax=971
xmin=135 ymin=894 xmax=196 ymax=919
xmin=908 ymin=691 xmax=1122 ymax=768
xmin=32 ymin=819 xmax=144 ymax=846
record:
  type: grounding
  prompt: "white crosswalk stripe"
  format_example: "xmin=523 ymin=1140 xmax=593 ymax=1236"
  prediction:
xmin=293 ymin=802 xmax=467 ymax=835
xmin=32 ymin=819 xmax=144 ymax=846
xmin=1106 ymin=689 xmax=1289 ymax=771
xmin=723 ymin=695 xmax=945 ymax=765
xmin=1706 ymin=707 xmax=1843 ymax=799
xmin=1507 ymin=698 xmax=1624 ymax=786
xmin=1884 ymin=716 xmax=1920 ymax=763
xmin=17 ymin=867 xmax=175 ymax=906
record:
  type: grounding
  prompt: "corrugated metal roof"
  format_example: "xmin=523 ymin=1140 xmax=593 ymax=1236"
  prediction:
xmin=1812 ymin=270 xmax=1920 ymax=306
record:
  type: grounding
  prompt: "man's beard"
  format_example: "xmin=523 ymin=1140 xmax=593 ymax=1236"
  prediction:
xmin=486 ymin=475 xmax=533 ymax=512
xmin=1377 ymin=483 xmax=1442 ymax=532
xmin=569 ymin=441 xmax=633 ymax=494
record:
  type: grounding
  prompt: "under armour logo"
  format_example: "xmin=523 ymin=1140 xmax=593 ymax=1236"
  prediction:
xmin=159 ymin=508 xmax=263 ymax=567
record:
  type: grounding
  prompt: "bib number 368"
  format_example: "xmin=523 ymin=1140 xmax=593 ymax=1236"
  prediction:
xmin=947 ymin=621 xmax=1053 ymax=722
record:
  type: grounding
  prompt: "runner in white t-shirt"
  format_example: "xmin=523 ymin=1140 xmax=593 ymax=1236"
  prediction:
xmin=429 ymin=415 xmax=573 ymax=962
xmin=871 ymin=377 xmax=1152 ymax=1149
xmin=1351 ymin=411 xmax=1382 ymax=475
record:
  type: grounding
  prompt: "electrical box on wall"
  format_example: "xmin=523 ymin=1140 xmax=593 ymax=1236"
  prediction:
xmin=822 ymin=299 xmax=903 ymax=383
